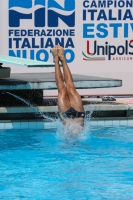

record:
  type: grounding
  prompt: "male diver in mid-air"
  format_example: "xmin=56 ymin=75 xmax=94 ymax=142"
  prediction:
xmin=52 ymin=46 xmax=85 ymax=126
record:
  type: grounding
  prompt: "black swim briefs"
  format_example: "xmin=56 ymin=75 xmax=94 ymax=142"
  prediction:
xmin=60 ymin=107 xmax=85 ymax=120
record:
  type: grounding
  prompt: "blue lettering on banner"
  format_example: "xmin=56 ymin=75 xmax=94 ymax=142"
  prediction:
xmin=83 ymin=23 xmax=133 ymax=38
xmin=8 ymin=29 xmax=75 ymax=37
xmin=82 ymin=0 xmax=133 ymax=40
xmin=9 ymin=37 xmax=75 ymax=49
xmin=83 ymin=0 xmax=133 ymax=8
xmin=9 ymin=49 xmax=75 ymax=63
xmin=83 ymin=9 xmax=133 ymax=21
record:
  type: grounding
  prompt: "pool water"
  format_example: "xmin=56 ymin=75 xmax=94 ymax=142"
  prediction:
xmin=0 ymin=126 xmax=133 ymax=199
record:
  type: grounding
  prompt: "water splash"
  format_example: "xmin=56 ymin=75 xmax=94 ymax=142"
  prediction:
xmin=6 ymin=92 xmax=31 ymax=106
xmin=55 ymin=118 xmax=91 ymax=144
xmin=6 ymin=92 xmax=94 ymax=142
xmin=6 ymin=92 xmax=55 ymax=122
xmin=84 ymin=99 xmax=97 ymax=121
xmin=56 ymin=100 xmax=96 ymax=144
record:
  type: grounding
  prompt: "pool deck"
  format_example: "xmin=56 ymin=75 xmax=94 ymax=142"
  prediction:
xmin=0 ymin=97 xmax=133 ymax=130
xmin=0 ymin=97 xmax=132 ymax=114
xmin=0 ymin=72 xmax=129 ymax=129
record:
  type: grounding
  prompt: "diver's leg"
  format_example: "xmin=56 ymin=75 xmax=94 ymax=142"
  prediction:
xmin=52 ymin=46 xmax=64 ymax=91
xmin=52 ymin=46 xmax=71 ymax=113
xmin=58 ymin=46 xmax=84 ymax=112
xmin=58 ymin=47 xmax=75 ymax=88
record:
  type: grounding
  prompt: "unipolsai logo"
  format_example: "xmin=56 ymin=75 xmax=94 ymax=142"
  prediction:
xmin=9 ymin=0 xmax=75 ymax=27
xmin=82 ymin=40 xmax=133 ymax=61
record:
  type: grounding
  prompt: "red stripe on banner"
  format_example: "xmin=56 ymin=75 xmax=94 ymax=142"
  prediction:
xmin=83 ymin=58 xmax=105 ymax=61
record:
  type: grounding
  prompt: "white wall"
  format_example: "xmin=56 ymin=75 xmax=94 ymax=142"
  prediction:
xmin=0 ymin=1 xmax=3 ymax=54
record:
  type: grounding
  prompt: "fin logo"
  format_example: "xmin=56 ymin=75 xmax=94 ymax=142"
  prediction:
xmin=48 ymin=0 xmax=75 ymax=27
xmin=9 ymin=0 xmax=75 ymax=27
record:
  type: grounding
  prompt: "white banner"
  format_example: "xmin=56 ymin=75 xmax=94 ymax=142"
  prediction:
xmin=1 ymin=0 xmax=133 ymax=96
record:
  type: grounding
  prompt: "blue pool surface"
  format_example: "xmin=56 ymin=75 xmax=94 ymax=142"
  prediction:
xmin=0 ymin=126 xmax=133 ymax=200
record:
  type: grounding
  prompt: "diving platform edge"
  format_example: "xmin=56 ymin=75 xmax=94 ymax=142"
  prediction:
xmin=0 ymin=55 xmax=55 ymax=68
xmin=0 ymin=72 xmax=122 ymax=90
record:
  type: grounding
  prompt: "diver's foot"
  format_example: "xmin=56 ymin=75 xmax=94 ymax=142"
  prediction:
xmin=57 ymin=46 xmax=65 ymax=62
xmin=52 ymin=46 xmax=59 ymax=61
